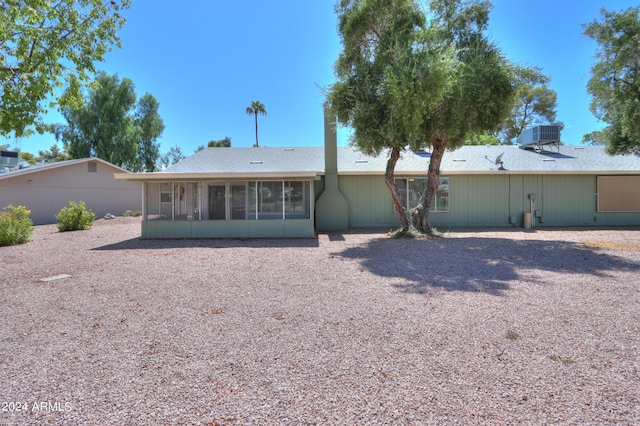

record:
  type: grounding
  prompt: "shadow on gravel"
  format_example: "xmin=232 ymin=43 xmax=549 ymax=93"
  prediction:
xmin=334 ymin=236 xmax=640 ymax=296
xmin=93 ymin=237 xmax=320 ymax=250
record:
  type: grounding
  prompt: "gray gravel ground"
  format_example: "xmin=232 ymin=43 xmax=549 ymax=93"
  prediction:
xmin=1 ymin=217 xmax=639 ymax=425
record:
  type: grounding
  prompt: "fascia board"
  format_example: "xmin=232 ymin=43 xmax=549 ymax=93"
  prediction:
xmin=114 ymin=171 xmax=323 ymax=180
xmin=335 ymin=170 xmax=640 ymax=176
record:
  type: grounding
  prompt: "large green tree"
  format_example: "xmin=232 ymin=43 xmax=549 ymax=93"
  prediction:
xmin=0 ymin=0 xmax=129 ymax=137
xmin=158 ymin=146 xmax=186 ymax=169
xmin=53 ymin=72 xmax=165 ymax=171
xmin=327 ymin=0 xmax=453 ymax=230
xmin=37 ymin=144 xmax=69 ymax=163
xmin=245 ymin=101 xmax=266 ymax=147
xmin=208 ymin=136 xmax=232 ymax=147
xmin=195 ymin=137 xmax=232 ymax=152
xmin=135 ymin=94 xmax=165 ymax=171
xmin=326 ymin=0 xmax=515 ymax=233
xmin=410 ymin=0 xmax=514 ymax=232
xmin=582 ymin=6 xmax=640 ymax=155
xmin=495 ymin=66 xmax=560 ymax=145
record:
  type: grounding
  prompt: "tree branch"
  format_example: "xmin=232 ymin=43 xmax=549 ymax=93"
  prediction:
xmin=613 ymin=76 xmax=640 ymax=101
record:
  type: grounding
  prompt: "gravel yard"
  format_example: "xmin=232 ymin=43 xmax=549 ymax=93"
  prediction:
xmin=1 ymin=217 xmax=639 ymax=425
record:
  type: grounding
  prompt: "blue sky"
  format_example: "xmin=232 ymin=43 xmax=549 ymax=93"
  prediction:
xmin=6 ymin=0 xmax=639 ymax=156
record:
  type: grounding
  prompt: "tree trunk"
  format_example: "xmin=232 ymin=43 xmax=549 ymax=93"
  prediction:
xmin=384 ymin=145 xmax=410 ymax=230
xmin=254 ymin=113 xmax=259 ymax=147
xmin=412 ymin=137 xmax=447 ymax=233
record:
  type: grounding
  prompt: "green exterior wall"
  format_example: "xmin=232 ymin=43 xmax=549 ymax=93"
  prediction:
xmin=141 ymin=218 xmax=315 ymax=238
xmin=337 ymin=174 xmax=640 ymax=230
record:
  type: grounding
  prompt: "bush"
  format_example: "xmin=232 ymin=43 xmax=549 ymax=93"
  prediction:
xmin=389 ymin=226 xmax=422 ymax=239
xmin=56 ymin=201 xmax=95 ymax=232
xmin=123 ymin=209 xmax=142 ymax=217
xmin=0 ymin=205 xmax=34 ymax=246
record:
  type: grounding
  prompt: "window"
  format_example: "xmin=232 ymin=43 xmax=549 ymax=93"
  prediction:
xmin=160 ymin=182 xmax=172 ymax=218
xmin=248 ymin=180 xmax=310 ymax=219
xmin=173 ymin=182 xmax=200 ymax=220
xmin=394 ymin=177 xmax=449 ymax=212
xmin=284 ymin=181 xmax=305 ymax=218
xmin=149 ymin=180 xmax=310 ymax=221
xmin=231 ymin=184 xmax=247 ymax=219
xmin=257 ymin=181 xmax=283 ymax=216
xmin=597 ymin=176 xmax=640 ymax=212
xmin=145 ymin=182 xmax=200 ymax=220
xmin=208 ymin=185 xmax=226 ymax=220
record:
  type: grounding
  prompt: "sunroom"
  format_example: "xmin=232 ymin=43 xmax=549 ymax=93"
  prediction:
xmin=135 ymin=177 xmax=317 ymax=238
xmin=114 ymin=146 xmax=325 ymax=238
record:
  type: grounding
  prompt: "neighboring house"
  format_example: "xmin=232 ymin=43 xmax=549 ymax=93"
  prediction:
xmin=116 ymin=117 xmax=640 ymax=239
xmin=0 ymin=157 xmax=141 ymax=225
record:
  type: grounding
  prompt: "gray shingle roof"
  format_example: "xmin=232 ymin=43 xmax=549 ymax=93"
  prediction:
xmin=337 ymin=145 xmax=640 ymax=174
xmin=121 ymin=145 xmax=639 ymax=180
xmin=163 ymin=147 xmax=325 ymax=174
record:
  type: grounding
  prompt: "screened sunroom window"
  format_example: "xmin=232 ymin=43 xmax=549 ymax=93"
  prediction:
xmin=394 ymin=177 xmax=450 ymax=212
xmin=248 ymin=180 xmax=310 ymax=219
xmin=145 ymin=182 xmax=200 ymax=220
xmin=145 ymin=180 xmax=310 ymax=220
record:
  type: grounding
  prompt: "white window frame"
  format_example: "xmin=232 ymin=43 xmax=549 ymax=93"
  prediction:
xmin=394 ymin=176 xmax=450 ymax=213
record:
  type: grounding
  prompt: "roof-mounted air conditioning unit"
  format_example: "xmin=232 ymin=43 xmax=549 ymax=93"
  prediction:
xmin=0 ymin=150 xmax=20 ymax=168
xmin=517 ymin=125 xmax=561 ymax=151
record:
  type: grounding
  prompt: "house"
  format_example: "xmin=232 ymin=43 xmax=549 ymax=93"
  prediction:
xmin=115 ymin=116 xmax=640 ymax=238
xmin=0 ymin=157 xmax=141 ymax=225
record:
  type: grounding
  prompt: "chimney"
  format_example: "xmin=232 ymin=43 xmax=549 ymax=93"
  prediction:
xmin=315 ymin=111 xmax=349 ymax=231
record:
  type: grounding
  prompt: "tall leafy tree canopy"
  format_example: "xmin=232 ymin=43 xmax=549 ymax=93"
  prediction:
xmin=158 ymin=145 xmax=186 ymax=169
xmin=494 ymin=65 xmax=560 ymax=144
xmin=0 ymin=0 xmax=129 ymax=137
xmin=37 ymin=144 xmax=70 ymax=163
xmin=53 ymin=72 xmax=165 ymax=171
xmin=208 ymin=137 xmax=232 ymax=147
xmin=135 ymin=93 xmax=165 ymax=171
xmin=583 ymin=6 xmax=640 ymax=155
xmin=195 ymin=137 xmax=232 ymax=152
xmin=326 ymin=0 xmax=515 ymax=232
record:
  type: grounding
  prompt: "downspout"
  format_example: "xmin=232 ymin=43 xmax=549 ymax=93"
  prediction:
xmin=529 ymin=193 xmax=536 ymax=228
xmin=142 ymin=181 xmax=148 ymax=221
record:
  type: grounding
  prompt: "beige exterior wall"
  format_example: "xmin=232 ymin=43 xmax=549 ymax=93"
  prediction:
xmin=0 ymin=160 xmax=141 ymax=225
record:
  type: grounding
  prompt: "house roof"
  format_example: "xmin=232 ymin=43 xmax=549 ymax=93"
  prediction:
xmin=0 ymin=157 xmax=129 ymax=181
xmin=115 ymin=144 xmax=640 ymax=181
xmin=117 ymin=147 xmax=326 ymax=180
xmin=338 ymin=145 xmax=640 ymax=175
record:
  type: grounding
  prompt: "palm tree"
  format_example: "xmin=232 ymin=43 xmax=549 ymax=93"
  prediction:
xmin=245 ymin=100 xmax=267 ymax=147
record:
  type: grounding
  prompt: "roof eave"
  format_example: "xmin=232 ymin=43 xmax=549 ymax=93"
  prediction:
xmin=336 ymin=170 xmax=640 ymax=176
xmin=114 ymin=171 xmax=324 ymax=180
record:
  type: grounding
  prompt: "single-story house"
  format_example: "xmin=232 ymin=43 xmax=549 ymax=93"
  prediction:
xmin=115 ymin=116 xmax=640 ymax=238
xmin=0 ymin=157 xmax=141 ymax=225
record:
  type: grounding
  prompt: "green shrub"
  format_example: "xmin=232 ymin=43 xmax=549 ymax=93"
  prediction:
xmin=389 ymin=226 xmax=421 ymax=239
xmin=123 ymin=209 xmax=142 ymax=217
xmin=56 ymin=201 xmax=95 ymax=232
xmin=0 ymin=205 xmax=34 ymax=246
